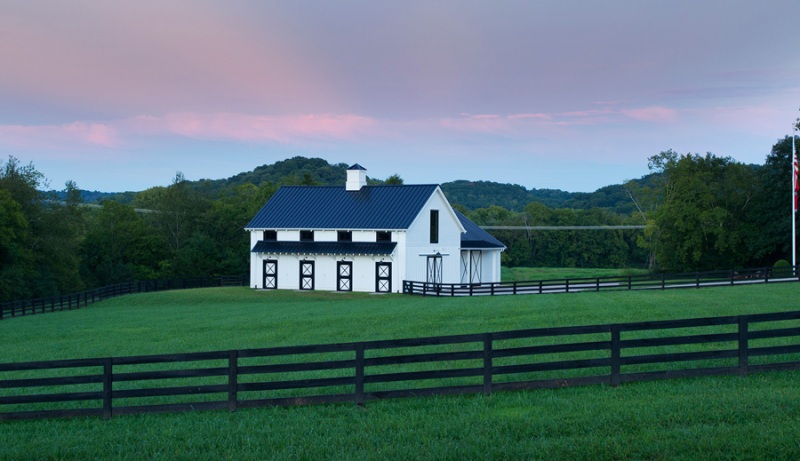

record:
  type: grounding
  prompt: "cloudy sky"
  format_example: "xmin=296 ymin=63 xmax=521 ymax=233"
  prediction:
xmin=1 ymin=1 xmax=799 ymax=193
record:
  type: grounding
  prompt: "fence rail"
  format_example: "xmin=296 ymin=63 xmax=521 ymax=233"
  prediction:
xmin=2 ymin=309 xmax=800 ymax=421
xmin=0 ymin=275 xmax=249 ymax=321
xmin=403 ymin=265 xmax=800 ymax=296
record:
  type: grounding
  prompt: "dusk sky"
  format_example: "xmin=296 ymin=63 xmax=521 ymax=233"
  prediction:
xmin=2 ymin=1 xmax=799 ymax=193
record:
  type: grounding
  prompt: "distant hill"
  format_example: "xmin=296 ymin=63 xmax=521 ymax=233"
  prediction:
xmin=440 ymin=180 xmax=574 ymax=211
xmin=563 ymin=174 xmax=660 ymax=215
xmin=57 ymin=156 xmax=657 ymax=215
xmin=203 ymin=156 xmax=350 ymax=189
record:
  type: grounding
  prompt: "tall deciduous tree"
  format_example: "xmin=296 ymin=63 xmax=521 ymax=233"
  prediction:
xmin=747 ymin=136 xmax=798 ymax=265
xmin=81 ymin=201 xmax=169 ymax=286
xmin=648 ymin=151 xmax=756 ymax=271
xmin=0 ymin=189 xmax=33 ymax=301
xmin=0 ymin=157 xmax=85 ymax=298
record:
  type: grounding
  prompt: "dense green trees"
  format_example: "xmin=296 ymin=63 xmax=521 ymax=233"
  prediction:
xmin=0 ymin=157 xmax=85 ymax=299
xmin=642 ymin=151 xmax=757 ymax=271
xmin=463 ymin=202 xmax=643 ymax=269
xmin=3 ymin=132 xmax=800 ymax=303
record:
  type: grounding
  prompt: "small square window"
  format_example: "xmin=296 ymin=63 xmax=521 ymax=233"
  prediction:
xmin=300 ymin=230 xmax=314 ymax=242
xmin=263 ymin=230 xmax=277 ymax=241
xmin=376 ymin=231 xmax=391 ymax=242
xmin=337 ymin=231 xmax=352 ymax=242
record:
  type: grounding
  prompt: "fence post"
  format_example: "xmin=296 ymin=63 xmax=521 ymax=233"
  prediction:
xmin=565 ymin=279 xmax=570 ymax=293
xmin=628 ymin=275 xmax=632 ymax=291
xmin=483 ymin=333 xmax=493 ymax=396
xmin=610 ymin=325 xmax=621 ymax=387
xmin=354 ymin=343 xmax=365 ymax=406
xmin=696 ymin=272 xmax=700 ymax=288
xmin=596 ymin=277 xmax=600 ymax=292
xmin=738 ymin=316 xmax=749 ymax=376
xmin=764 ymin=267 xmax=769 ymax=283
xmin=661 ymin=272 xmax=666 ymax=290
xmin=102 ymin=358 xmax=113 ymax=419
xmin=228 ymin=350 xmax=238 ymax=412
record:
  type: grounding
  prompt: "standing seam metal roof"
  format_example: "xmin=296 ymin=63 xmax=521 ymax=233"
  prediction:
xmin=455 ymin=210 xmax=506 ymax=249
xmin=245 ymin=185 xmax=440 ymax=230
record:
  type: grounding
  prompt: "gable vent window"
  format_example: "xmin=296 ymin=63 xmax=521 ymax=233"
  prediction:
xmin=430 ymin=210 xmax=439 ymax=244
xmin=376 ymin=231 xmax=391 ymax=242
xmin=337 ymin=230 xmax=352 ymax=242
xmin=300 ymin=230 xmax=314 ymax=242
xmin=263 ymin=230 xmax=277 ymax=241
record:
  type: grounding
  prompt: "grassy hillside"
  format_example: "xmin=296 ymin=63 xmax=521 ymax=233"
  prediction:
xmin=2 ymin=286 xmax=800 ymax=460
xmin=4 ymin=284 xmax=800 ymax=361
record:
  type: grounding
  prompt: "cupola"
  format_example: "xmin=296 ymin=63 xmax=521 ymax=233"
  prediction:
xmin=346 ymin=164 xmax=367 ymax=191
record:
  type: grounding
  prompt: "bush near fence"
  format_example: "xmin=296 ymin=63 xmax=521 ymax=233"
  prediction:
xmin=0 ymin=275 xmax=249 ymax=320
xmin=2 ymin=309 xmax=799 ymax=421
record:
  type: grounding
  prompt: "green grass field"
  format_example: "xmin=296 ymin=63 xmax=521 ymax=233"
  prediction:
xmin=501 ymin=266 xmax=649 ymax=282
xmin=2 ymin=282 xmax=800 ymax=460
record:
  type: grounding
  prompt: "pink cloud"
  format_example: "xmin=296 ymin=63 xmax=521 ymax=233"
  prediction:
xmin=0 ymin=122 xmax=118 ymax=149
xmin=620 ymin=106 xmax=678 ymax=123
xmin=129 ymin=113 xmax=378 ymax=143
xmin=439 ymin=110 xmax=617 ymax=135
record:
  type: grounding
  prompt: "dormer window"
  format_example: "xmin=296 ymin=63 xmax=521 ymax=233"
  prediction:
xmin=337 ymin=231 xmax=352 ymax=242
xmin=263 ymin=230 xmax=277 ymax=241
xmin=300 ymin=230 xmax=314 ymax=242
xmin=376 ymin=231 xmax=391 ymax=242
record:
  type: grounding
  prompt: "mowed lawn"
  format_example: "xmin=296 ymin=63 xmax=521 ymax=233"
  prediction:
xmin=2 ymin=283 xmax=800 ymax=460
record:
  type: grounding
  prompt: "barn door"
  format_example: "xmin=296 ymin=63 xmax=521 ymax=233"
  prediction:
xmin=337 ymin=261 xmax=352 ymax=292
xmin=470 ymin=251 xmax=482 ymax=284
xmin=299 ymin=260 xmax=315 ymax=290
xmin=375 ymin=262 xmax=391 ymax=293
xmin=262 ymin=259 xmax=277 ymax=289
xmin=426 ymin=254 xmax=442 ymax=285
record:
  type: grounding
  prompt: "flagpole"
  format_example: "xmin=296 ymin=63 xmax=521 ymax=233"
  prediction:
xmin=793 ymin=123 xmax=797 ymax=269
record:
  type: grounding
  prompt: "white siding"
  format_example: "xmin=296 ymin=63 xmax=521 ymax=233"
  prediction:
xmin=246 ymin=185 xmax=498 ymax=292
xmin=403 ymin=188 xmax=464 ymax=284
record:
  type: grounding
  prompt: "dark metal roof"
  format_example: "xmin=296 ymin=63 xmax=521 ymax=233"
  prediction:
xmin=348 ymin=164 xmax=367 ymax=170
xmin=456 ymin=210 xmax=506 ymax=249
xmin=251 ymin=241 xmax=397 ymax=255
xmin=246 ymin=185 xmax=440 ymax=230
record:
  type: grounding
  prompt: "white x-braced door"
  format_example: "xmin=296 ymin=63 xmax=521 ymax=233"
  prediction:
xmin=337 ymin=261 xmax=352 ymax=292
xmin=375 ymin=262 xmax=391 ymax=293
xmin=299 ymin=260 xmax=315 ymax=290
xmin=263 ymin=259 xmax=277 ymax=289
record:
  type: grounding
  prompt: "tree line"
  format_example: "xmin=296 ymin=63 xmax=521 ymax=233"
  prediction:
xmin=0 ymin=160 xmax=274 ymax=302
xmin=1 ymin=131 xmax=798 ymax=302
xmin=461 ymin=136 xmax=800 ymax=272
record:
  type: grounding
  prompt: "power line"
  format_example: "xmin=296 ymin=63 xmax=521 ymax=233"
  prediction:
xmin=481 ymin=225 xmax=646 ymax=230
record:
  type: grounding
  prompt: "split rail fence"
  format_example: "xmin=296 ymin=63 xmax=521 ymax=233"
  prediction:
xmin=403 ymin=265 xmax=800 ymax=296
xmin=0 ymin=275 xmax=248 ymax=321
xmin=2 ymin=309 xmax=800 ymax=421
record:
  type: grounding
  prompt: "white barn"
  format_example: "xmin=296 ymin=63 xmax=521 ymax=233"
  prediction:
xmin=245 ymin=165 xmax=505 ymax=293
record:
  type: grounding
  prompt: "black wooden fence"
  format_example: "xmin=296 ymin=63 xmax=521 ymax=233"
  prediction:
xmin=403 ymin=265 xmax=800 ymax=296
xmin=2 ymin=309 xmax=799 ymax=421
xmin=0 ymin=275 xmax=249 ymax=321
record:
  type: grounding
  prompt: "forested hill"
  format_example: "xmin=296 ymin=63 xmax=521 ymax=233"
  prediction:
xmin=439 ymin=181 xmax=574 ymax=210
xmin=66 ymin=156 xmax=654 ymax=214
xmin=198 ymin=157 xmax=661 ymax=214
